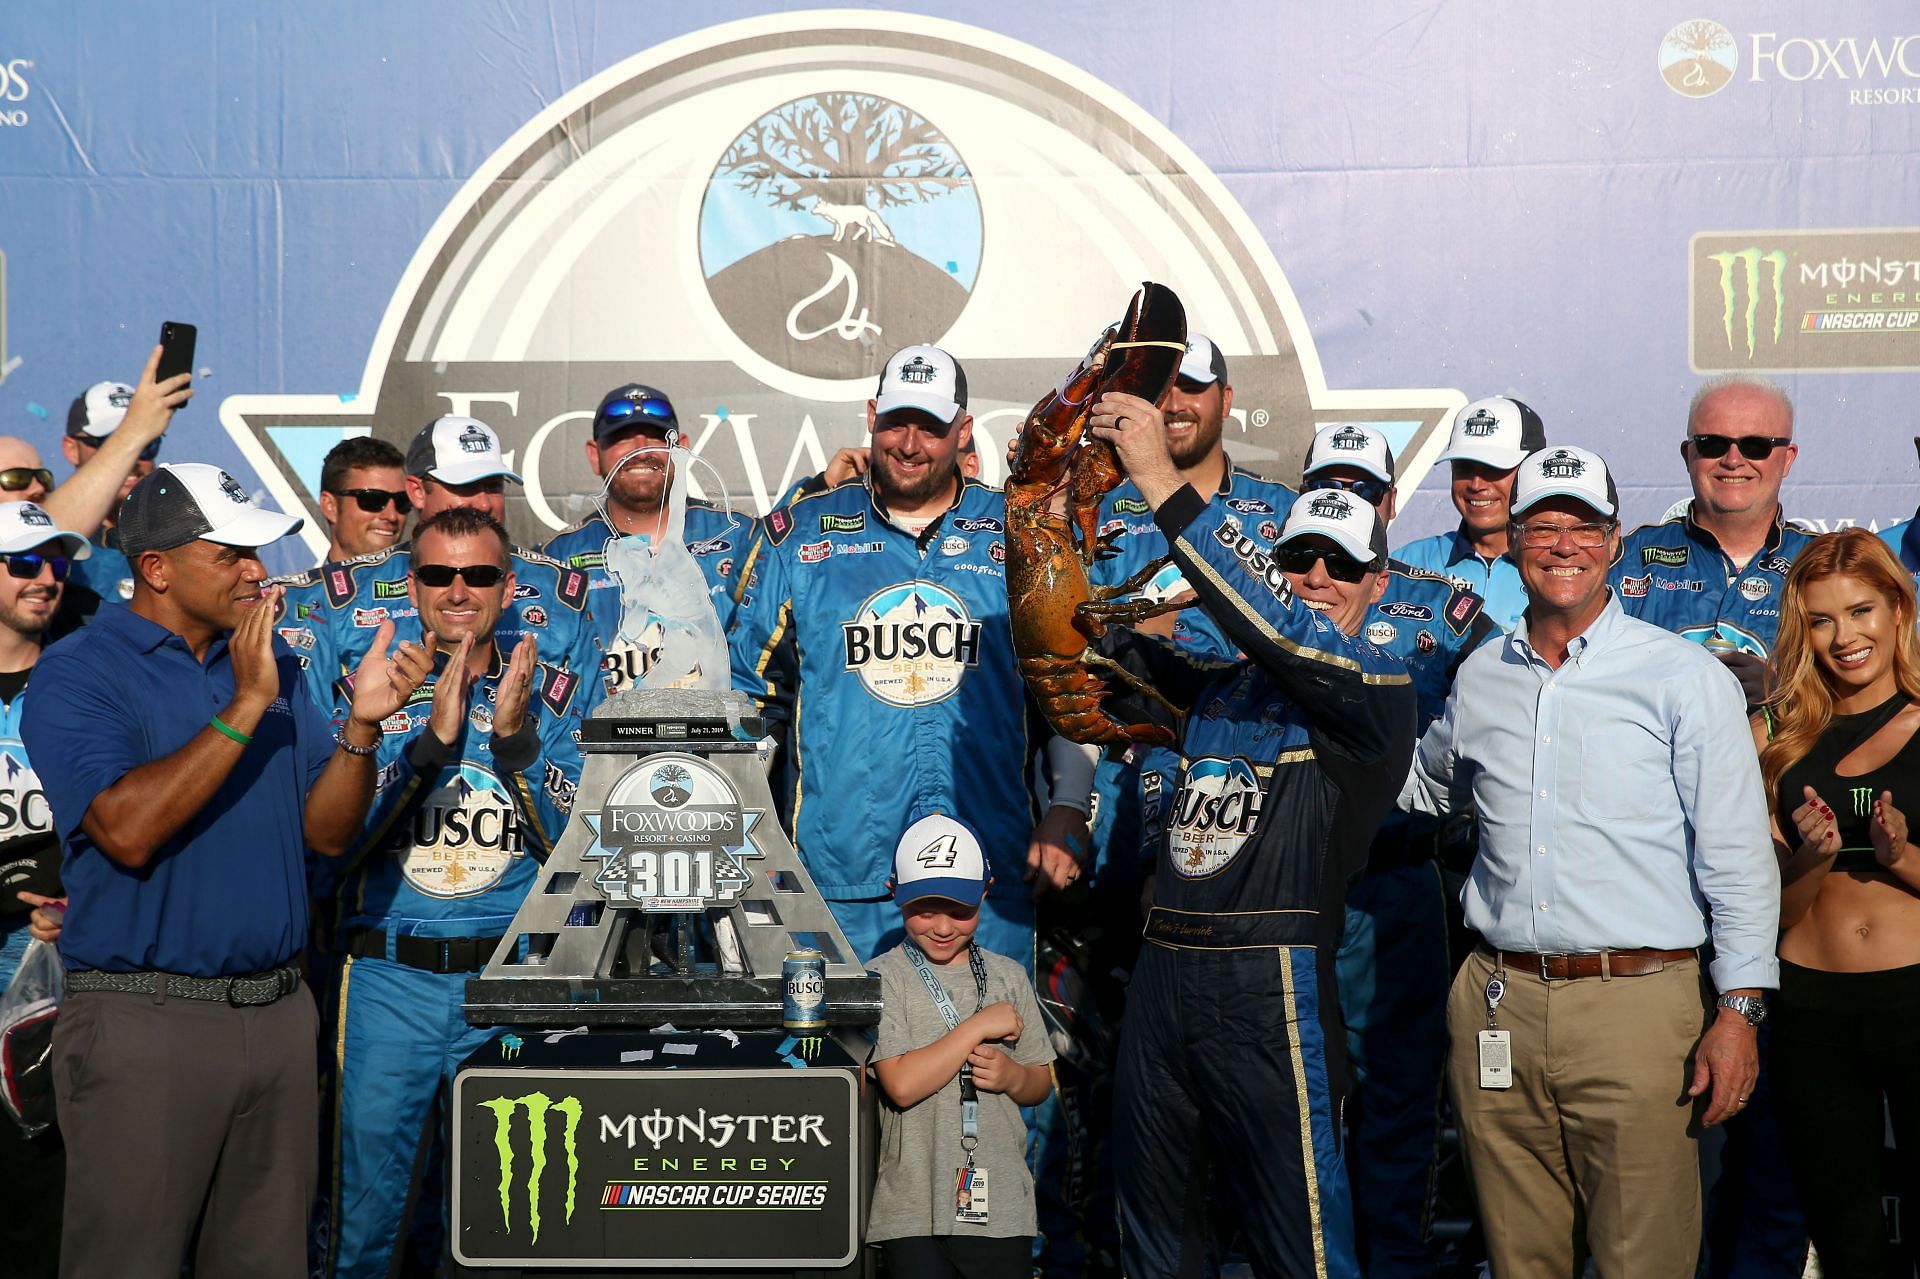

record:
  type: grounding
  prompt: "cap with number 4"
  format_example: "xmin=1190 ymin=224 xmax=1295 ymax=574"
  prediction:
xmin=892 ymin=813 xmax=989 ymax=907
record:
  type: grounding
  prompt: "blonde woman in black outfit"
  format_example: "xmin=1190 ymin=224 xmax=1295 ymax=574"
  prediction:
xmin=1758 ymin=528 xmax=1920 ymax=1278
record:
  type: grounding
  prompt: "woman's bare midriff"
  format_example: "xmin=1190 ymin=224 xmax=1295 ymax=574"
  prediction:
xmin=1781 ymin=869 xmax=1920 ymax=971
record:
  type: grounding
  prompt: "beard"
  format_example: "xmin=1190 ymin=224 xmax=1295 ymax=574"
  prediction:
xmin=0 ymin=590 xmax=53 ymax=642
xmin=1165 ymin=410 xmax=1224 ymax=470
xmin=870 ymin=450 xmax=956 ymax=510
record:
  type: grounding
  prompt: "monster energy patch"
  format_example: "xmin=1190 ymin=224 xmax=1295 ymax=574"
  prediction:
xmin=373 ymin=578 xmax=410 ymax=599
xmin=1642 ymin=545 xmax=1690 ymax=568
xmin=819 ymin=512 xmax=866 ymax=534
xmin=1112 ymin=498 xmax=1150 ymax=515
xmin=1690 ymin=228 xmax=1920 ymax=373
xmin=453 ymin=1067 xmax=858 ymax=1266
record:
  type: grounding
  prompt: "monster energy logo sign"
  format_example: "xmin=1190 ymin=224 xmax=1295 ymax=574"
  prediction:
xmin=479 ymin=1092 xmax=584 ymax=1244
xmin=1854 ymin=786 xmax=1873 ymax=817
xmin=1710 ymin=247 xmax=1787 ymax=358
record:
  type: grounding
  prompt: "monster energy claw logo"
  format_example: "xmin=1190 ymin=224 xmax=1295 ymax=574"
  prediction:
xmin=1710 ymin=247 xmax=1787 ymax=358
xmin=480 ymin=1092 xmax=584 ymax=1244
xmin=1853 ymin=786 xmax=1873 ymax=817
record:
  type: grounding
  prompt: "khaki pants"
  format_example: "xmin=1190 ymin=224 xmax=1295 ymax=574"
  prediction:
xmin=1446 ymin=947 xmax=1710 ymax=1278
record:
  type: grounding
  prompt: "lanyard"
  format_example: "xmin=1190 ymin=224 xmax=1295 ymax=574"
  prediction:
xmin=906 ymin=942 xmax=989 ymax=1156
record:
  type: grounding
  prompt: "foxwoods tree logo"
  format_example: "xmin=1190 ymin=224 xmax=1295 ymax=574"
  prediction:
xmin=702 ymin=93 xmax=977 ymax=380
xmin=1660 ymin=20 xmax=1739 ymax=98
xmin=221 ymin=12 xmax=1462 ymax=562
xmin=478 ymin=1091 xmax=584 ymax=1244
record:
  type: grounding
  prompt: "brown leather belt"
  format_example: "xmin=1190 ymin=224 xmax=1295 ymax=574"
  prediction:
xmin=1491 ymin=947 xmax=1697 ymax=981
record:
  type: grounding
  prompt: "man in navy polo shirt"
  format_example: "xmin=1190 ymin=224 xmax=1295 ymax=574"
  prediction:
xmin=22 ymin=463 xmax=430 ymax=1279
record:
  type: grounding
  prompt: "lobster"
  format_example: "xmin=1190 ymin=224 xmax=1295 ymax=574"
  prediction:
xmin=1006 ymin=281 xmax=1191 ymax=746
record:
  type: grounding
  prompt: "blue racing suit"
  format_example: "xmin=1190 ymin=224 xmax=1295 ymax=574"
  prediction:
xmin=1338 ymin=563 xmax=1496 ymax=1279
xmin=1105 ymin=483 xmax=1416 ymax=1279
xmin=1613 ymin=503 xmax=1812 ymax=1279
xmin=728 ymin=477 xmax=1035 ymax=965
xmin=321 ymin=644 xmax=597 ymax=1279
xmin=1393 ymin=524 xmax=1528 ymax=631
xmin=0 ymin=679 xmax=57 ymax=989
xmin=540 ymin=504 xmax=747 ymax=696
xmin=67 ymin=541 xmax=134 ymax=607
xmin=1610 ymin=506 xmax=1813 ymax=655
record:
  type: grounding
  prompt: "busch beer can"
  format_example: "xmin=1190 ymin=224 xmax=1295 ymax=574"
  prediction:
xmin=783 ymin=949 xmax=827 ymax=1032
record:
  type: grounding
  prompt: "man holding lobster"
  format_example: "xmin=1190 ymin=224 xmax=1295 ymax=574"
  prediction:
xmin=1083 ymin=384 xmax=1416 ymax=1279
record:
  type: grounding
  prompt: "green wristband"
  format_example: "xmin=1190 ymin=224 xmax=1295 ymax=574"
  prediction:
xmin=209 ymin=715 xmax=252 ymax=747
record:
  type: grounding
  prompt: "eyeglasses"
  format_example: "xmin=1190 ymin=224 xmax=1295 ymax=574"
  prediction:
xmin=1272 ymin=544 xmax=1373 ymax=583
xmin=1512 ymin=520 xmax=1616 ymax=549
xmin=330 ymin=488 xmax=412 ymax=515
xmin=1305 ymin=476 xmax=1390 ymax=506
xmin=413 ymin=563 xmax=505 ymax=588
xmin=1687 ymin=434 xmax=1793 ymax=461
xmin=0 ymin=468 xmax=55 ymax=493
xmin=0 ymin=553 xmax=71 ymax=582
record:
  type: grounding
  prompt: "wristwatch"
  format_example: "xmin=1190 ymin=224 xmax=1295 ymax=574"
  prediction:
xmin=1717 ymin=993 xmax=1768 ymax=1027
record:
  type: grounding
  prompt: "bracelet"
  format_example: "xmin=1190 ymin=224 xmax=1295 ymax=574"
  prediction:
xmin=209 ymin=716 xmax=252 ymax=747
xmin=333 ymin=728 xmax=378 ymax=758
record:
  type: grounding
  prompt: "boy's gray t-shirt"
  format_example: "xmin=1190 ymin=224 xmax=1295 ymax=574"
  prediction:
xmin=865 ymin=943 xmax=1054 ymax=1241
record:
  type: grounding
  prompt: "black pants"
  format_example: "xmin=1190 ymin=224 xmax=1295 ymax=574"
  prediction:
xmin=1771 ymin=960 xmax=1920 ymax=1279
xmin=877 ymin=1234 xmax=1034 ymax=1278
xmin=0 ymin=1108 xmax=62 ymax=1279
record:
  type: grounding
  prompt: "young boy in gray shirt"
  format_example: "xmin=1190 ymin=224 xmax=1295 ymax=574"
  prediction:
xmin=867 ymin=814 xmax=1054 ymax=1277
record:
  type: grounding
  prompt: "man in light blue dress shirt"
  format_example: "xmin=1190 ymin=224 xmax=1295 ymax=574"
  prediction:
xmin=1402 ymin=445 xmax=1779 ymax=1278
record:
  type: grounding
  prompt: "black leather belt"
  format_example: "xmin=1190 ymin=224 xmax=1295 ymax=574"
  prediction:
xmin=66 ymin=966 xmax=302 ymax=1006
xmin=344 ymin=927 xmax=504 ymax=974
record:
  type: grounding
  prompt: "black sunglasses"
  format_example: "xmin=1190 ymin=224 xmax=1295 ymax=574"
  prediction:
xmin=75 ymin=435 xmax=164 ymax=462
xmin=1272 ymin=543 xmax=1372 ymax=583
xmin=1687 ymin=434 xmax=1792 ymax=461
xmin=1 ymin=552 xmax=71 ymax=582
xmin=0 ymin=468 xmax=55 ymax=493
xmin=1305 ymin=476 xmax=1390 ymax=506
xmin=330 ymin=487 xmax=412 ymax=515
xmin=414 ymin=562 xmax=505 ymax=589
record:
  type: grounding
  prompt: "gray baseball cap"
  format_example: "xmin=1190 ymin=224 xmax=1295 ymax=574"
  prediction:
xmin=118 ymin=464 xmax=303 ymax=556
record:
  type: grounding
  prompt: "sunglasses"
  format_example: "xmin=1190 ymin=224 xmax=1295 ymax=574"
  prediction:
xmin=330 ymin=487 xmax=412 ymax=515
xmin=0 ymin=552 xmax=71 ymax=582
xmin=0 ymin=468 xmax=55 ymax=493
xmin=414 ymin=562 xmax=505 ymax=589
xmin=75 ymin=434 xmax=164 ymax=462
xmin=599 ymin=397 xmax=679 ymax=436
xmin=1272 ymin=543 xmax=1372 ymax=583
xmin=1305 ymin=476 xmax=1390 ymax=506
xmin=1512 ymin=520 xmax=1615 ymax=549
xmin=1687 ymin=434 xmax=1792 ymax=461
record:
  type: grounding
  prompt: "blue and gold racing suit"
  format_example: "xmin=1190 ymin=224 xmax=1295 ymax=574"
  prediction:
xmin=729 ymin=477 xmax=1035 ymax=964
xmin=1103 ymin=483 xmax=1415 ymax=1279
xmin=321 ymin=644 xmax=597 ymax=1279
xmin=1610 ymin=505 xmax=1813 ymax=655
xmin=540 ymin=504 xmax=747 ymax=696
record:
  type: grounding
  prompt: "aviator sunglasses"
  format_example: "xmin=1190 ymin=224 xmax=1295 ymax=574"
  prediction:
xmin=414 ymin=563 xmax=505 ymax=589
xmin=0 ymin=468 xmax=55 ymax=493
xmin=0 ymin=552 xmax=71 ymax=582
xmin=1687 ymin=434 xmax=1792 ymax=461
xmin=329 ymin=487 xmax=413 ymax=515
xmin=1271 ymin=543 xmax=1372 ymax=583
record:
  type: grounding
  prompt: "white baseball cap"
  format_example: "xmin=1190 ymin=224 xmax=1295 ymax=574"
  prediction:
xmin=892 ymin=813 xmax=989 ymax=907
xmin=1437 ymin=397 xmax=1547 ymax=471
xmin=873 ymin=345 xmax=968 ymax=425
xmin=1277 ymin=487 xmax=1388 ymax=567
xmin=1176 ymin=333 xmax=1229 ymax=387
xmin=405 ymin=416 xmax=524 ymax=487
xmin=117 ymin=464 xmax=304 ymax=555
xmin=0 ymin=502 xmax=90 ymax=559
xmin=1302 ymin=423 xmax=1395 ymax=484
xmin=1510 ymin=446 xmax=1618 ymax=520
xmin=66 ymin=381 xmax=136 ymax=439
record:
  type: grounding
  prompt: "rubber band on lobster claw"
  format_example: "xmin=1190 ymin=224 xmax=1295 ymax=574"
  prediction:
xmin=1005 ymin=281 xmax=1190 ymax=747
